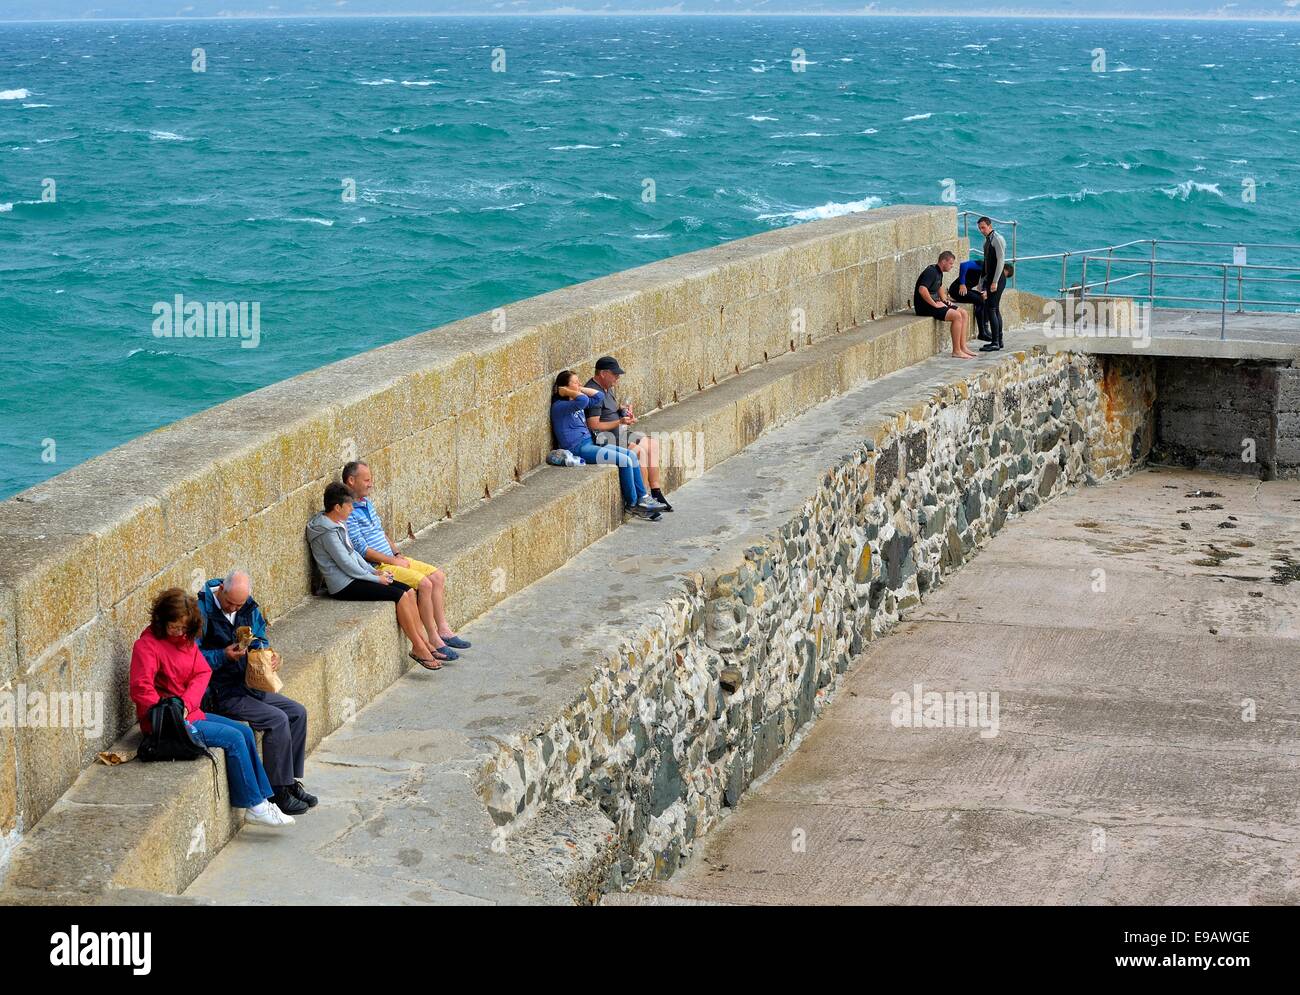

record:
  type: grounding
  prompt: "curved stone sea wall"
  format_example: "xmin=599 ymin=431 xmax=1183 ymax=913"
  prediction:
xmin=481 ymin=348 xmax=1156 ymax=898
xmin=0 ymin=205 xmax=962 ymax=870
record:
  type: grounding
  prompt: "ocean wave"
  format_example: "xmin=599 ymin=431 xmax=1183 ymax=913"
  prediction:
xmin=550 ymin=144 xmax=600 ymax=150
xmin=245 ymin=216 xmax=335 ymax=226
xmin=22 ymin=102 xmax=51 ymax=108
xmin=150 ymin=130 xmax=192 ymax=142
xmin=747 ymin=115 xmax=778 ymax=122
xmin=902 ymin=113 xmax=932 ymax=122
xmin=401 ymin=80 xmax=441 ymax=87
xmin=643 ymin=127 xmax=684 ymax=137
xmin=0 ymin=88 xmax=31 ymax=100
xmin=359 ymin=78 xmax=397 ymax=86
xmin=1163 ymin=180 xmax=1222 ymax=200
xmin=758 ymin=196 xmax=883 ymax=222
xmin=0 ymin=203 xmax=10 ymax=213
xmin=382 ymin=121 xmax=510 ymax=142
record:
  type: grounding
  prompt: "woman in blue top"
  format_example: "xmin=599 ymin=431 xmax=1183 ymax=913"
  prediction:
xmin=550 ymin=370 xmax=664 ymax=521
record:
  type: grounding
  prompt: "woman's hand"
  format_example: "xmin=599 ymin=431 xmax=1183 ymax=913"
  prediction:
xmin=558 ymin=386 xmax=579 ymax=399
xmin=581 ymin=386 xmax=599 ymax=397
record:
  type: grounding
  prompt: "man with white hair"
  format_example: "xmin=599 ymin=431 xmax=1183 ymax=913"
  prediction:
xmin=197 ymin=570 xmax=315 ymax=816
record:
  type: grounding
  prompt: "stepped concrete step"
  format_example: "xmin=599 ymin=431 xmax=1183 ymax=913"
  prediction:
xmin=0 ymin=308 xmax=955 ymax=903
xmin=183 ymin=347 xmax=1018 ymax=905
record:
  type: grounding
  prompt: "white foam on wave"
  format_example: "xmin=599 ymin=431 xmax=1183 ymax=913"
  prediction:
xmin=758 ymin=196 xmax=883 ymax=222
xmin=150 ymin=130 xmax=191 ymax=141
xmin=0 ymin=88 xmax=31 ymax=100
xmin=0 ymin=203 xmax=11 ymax=213
xmin=401 ymin=80 xmax=440 ymax=87
xmin=1163 ymin=180 xmax=1222 ymax=199
xmin=550 ymin=144 xmax=600 ymax=150
xmin=22 ymin=103 xmax=51 ymax=108
xmin=747 ymin=115 xmax=778 ymax=122
xmin=359 ymin=78 xmax=396 ymax=86
xmin=643 ymin=127 xmax=684 ymax=137
xmin=902 ymin=112 xmax=932 ymax=122
xmin=861 ymin=128 xmax=879 ymax=134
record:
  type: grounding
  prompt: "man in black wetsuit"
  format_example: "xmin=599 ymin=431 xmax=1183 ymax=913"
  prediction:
xmin=978 ymin=217 xmax=1009 ymax=352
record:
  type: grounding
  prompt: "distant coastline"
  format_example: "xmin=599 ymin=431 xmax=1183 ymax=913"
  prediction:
xmin=4 ymin=12 xmax=1300 ymax=25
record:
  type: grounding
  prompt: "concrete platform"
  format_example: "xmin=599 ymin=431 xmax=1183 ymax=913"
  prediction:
xmin=613 ymin=466 xmax=1300 ymax=906
xmin=1022 ymin=306 xmax=1300 ymax=361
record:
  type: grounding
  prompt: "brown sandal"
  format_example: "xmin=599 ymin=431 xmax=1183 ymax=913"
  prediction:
xmin=409 ymin=652 xmax=443 ymax=671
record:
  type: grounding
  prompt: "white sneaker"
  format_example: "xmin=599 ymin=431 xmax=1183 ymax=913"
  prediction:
xmin=246 ymin=801 xmax=294 ymax=827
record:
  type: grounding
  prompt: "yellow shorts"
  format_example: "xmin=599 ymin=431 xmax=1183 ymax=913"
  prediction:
xmin=378 ymin=558 xmax=440 ymax=588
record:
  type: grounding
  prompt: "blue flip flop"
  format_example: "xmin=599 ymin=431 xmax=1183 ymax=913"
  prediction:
xmin=441 ymin=635 xmax=471 ymax=650
xmin=432 ymin=646 xmax=459 ymax=662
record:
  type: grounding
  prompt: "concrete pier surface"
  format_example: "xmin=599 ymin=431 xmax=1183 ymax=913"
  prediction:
xmin=610 ymin=466 xmax=1300 ymax=906
xmin=1018 ymin=305 xmax=1300 ymax=361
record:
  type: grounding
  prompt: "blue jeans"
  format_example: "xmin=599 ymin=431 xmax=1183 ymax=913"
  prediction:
xmin=190 ymin=713 xmax=274 ymax=809
xmin=574 ymin=439 xmax=647 ymax=507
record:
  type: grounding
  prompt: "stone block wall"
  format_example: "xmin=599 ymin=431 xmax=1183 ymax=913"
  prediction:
xmin=1150 ymin=358 xmax=1300 ymax=479
xmin=478 ymin=349 xmax=1156 ymax=898
xmin=0 ymin=205 xmax=963 ymax=869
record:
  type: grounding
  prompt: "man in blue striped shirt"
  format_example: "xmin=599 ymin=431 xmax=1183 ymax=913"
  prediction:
xmin=342 ymin=461 xmax=469 ymax=664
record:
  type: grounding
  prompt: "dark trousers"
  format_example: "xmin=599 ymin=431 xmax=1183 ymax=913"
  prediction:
xmin=206 ymin=691 xmax=307 ymax=788
xmin=984 ymin=282 xmax=1006 ymax=346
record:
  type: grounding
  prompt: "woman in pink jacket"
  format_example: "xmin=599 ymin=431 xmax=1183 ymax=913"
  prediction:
xmin=129 ymin=588 xmax=293 ymax=827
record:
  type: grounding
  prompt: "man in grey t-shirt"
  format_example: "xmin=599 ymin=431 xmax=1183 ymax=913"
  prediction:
xmin=585 ymin=355 xmax=674 ymax=511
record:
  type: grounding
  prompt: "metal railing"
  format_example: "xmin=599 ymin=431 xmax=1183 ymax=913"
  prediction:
xmin=1015 ymin=239 xmax=1300 ymax=339
xmin=958 ymin=211 xmax=1019 ymax=289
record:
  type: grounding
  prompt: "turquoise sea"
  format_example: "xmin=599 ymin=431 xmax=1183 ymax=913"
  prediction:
xmin=3 ymin=15 xmax=1299 ymax=498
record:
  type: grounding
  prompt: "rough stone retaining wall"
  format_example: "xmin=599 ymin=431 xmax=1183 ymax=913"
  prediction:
xmin=0 ymin=205 xmax=962 ymax=875
xmin=480 ymin=349 xmax=1156 ymax=899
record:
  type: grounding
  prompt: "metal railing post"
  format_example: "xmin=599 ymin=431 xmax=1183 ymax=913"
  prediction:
xmin=1081 ymin=255 xmax=1089 ymax=306
xmin=1149 ymin=240 xmax=1157 ymax=304
xmin=1237 ymin=265 xmax=1245 ymax=314
xmin=1105 ymin=247 xmax=1114 ymax=294
xmin=1221 ymin=266 xmax=1228 ymax=340
xmin=1011 ymin=222 xmax=1018 ymax=290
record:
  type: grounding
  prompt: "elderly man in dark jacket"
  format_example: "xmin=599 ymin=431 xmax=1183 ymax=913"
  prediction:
xmin=197 ymin=570 xmax=316 ymax=815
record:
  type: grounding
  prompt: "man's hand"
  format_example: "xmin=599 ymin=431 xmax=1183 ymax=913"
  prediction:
xmin=224 ymin=643 xmax=248 ymax=662
xmin=391 ymin=555 xmax=410 ymax=569
xmin=270 ymin=652 xmax=282 ymax=673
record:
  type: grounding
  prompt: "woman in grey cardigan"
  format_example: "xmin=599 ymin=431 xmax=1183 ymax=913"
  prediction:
xmin=306 ymin=482 xmax=445 ymax=670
